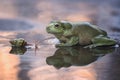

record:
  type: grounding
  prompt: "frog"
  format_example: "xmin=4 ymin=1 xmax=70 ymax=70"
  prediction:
xmin=46 ymin=21 xmax=116 ymax=48
xmin=9 ymin=38 xmax=27 ymax=47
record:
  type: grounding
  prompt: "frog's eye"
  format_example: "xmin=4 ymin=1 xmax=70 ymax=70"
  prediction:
xmin=54 ymin=24 xmax=59 ymax=28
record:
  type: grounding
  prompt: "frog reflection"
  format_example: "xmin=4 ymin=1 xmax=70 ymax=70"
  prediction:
xmin=10 ymin=47 xmax=27 ymax=55
xmin=46 ymin=46 xmax=115 ymax=69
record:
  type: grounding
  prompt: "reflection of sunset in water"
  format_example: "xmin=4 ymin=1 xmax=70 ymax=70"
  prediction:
xmin=0 ymin=52 xmax=20 ymax=80
xmin=0 ymin=45 xmax=97 ymax=80
xmin=0 ymin=46 xmax=11 ymax=53
xmin=28 ymin=65 xmax=96 ymax=80
xmin=0 ymin=46 xmax=120 ymax=80
xmin=0 ymin=51 xmax=96 ymax=80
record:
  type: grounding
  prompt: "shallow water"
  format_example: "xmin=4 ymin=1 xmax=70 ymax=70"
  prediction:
xmin=1 ymin=44 xmax=120 ymax=80
xmin=0 ymin=0 xmax=120 ymax=80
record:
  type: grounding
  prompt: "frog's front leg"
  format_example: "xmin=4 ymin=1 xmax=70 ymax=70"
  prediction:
xmin=84 ymin=35 xmax=116 ymax=48
xmin=56 ymin=36 xmax=79 ymax=47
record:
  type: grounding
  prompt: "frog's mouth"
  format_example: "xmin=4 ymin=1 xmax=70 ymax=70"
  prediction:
xmin=46 ymin=28 xmax=55 ymax=34
xmin=46 ymin=27 xmax=51 ymax=33
xmin=46 ymin=27 xmax=57 ymax=34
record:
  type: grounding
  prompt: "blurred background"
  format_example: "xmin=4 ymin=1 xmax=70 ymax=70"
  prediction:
xmin=0 ymin=0 xmax=120 ymax=45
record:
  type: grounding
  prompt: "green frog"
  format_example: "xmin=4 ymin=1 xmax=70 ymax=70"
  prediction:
xmin=9 ymin=38 xmax=27 ymax=47
xmin=46 ymin=21 xmax=116 ymax=48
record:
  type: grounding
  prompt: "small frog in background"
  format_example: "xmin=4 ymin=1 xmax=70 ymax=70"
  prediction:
xmin=46 ymin=21 xmax=116 ymax=48
xmin=9 ymin=38 xmax=27 ymax=47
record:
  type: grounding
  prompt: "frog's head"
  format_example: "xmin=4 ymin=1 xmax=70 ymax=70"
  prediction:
xmin=46 ymin=21 xmax=72 ymax=34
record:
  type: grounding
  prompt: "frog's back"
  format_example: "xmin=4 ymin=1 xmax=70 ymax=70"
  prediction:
xmin=70 ymin=22 xmax=107 ymax=45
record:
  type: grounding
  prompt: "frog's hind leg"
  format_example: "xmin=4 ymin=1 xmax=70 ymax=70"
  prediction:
xmin=84 ymin=35 xmax=116 ymax=48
